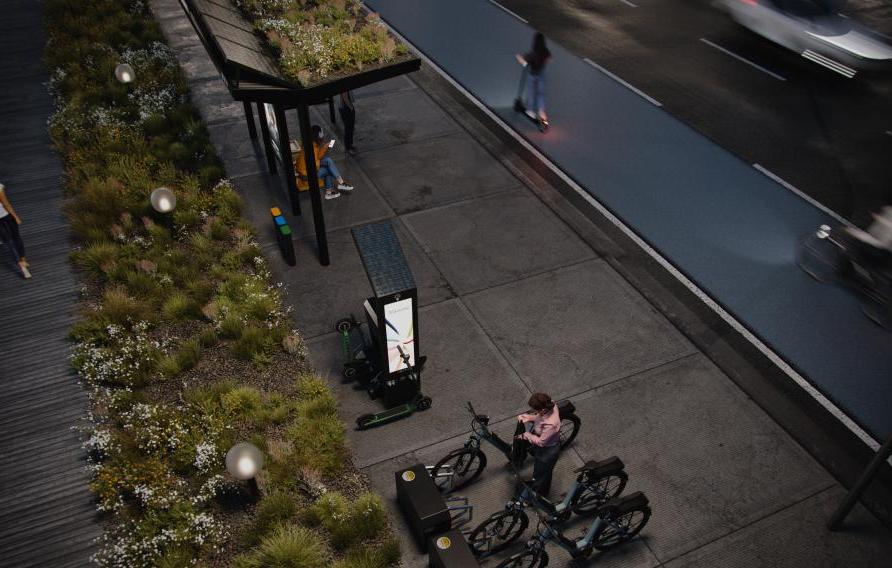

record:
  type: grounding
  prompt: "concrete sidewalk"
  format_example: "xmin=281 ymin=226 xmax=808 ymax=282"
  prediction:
xmin=151 ymin=2 xmax=892 ymax=566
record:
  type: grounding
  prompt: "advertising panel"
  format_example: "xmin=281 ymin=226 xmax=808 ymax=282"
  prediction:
xmin=384 ymin=298 xmax=415 ymax=373
xmin=263 ymin=102 xmax=281 ymax=163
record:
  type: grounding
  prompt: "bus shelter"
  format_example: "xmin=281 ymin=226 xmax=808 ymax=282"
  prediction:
xmin=179 ymin=0 xmax=420 ymax=265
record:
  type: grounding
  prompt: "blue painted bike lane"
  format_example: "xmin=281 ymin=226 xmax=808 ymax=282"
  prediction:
xmin=367 ymin=0 xmax=892 ymax=441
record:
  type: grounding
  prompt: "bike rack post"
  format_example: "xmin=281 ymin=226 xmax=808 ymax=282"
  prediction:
xmin=395 ymin=464 xmax=452 ymax=551
xmin=428 ymin=529 xmax=481 ymax=568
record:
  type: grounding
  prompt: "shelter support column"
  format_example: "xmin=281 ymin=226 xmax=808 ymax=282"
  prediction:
xmin=273 ymin=105 xmax=301 ymax=216
xmin=243 ymin=101 xmax=257 ymax=140
xmin=297 ymin=103 xmax=330 ymax=266
xmin=828 ymin=434 xmax=892 ymax=530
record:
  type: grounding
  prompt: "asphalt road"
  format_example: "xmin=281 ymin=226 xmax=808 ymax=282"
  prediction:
xmin=498 ymin=0 xmax=892 ymax=226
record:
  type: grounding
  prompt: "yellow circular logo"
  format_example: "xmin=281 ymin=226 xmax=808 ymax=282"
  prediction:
xmin=401 ymin=470 xmax=416 ymax=482
xmin=436 ymin=536 xmax=451 ymax=550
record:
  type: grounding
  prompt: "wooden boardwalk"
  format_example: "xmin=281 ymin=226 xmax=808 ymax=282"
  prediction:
xmin=0 ymin=1 xmax=101 ymax=565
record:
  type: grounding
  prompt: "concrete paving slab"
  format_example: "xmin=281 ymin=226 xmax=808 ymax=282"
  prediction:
xmin=229 ymin=172 xmax=294 ymax=248
xmin=306 ymin=299 xmax=531 ymax=466
xmin=287 ymin=160 xmax=395 ymax=239
xmin=464 ymin=259 xmax=695 ymax=398
xmin=569 ymin=354 xmax=834 ymax=562
xmin=354 ymin=74 xmax=418 ymax=101
xmin=149 ymin=0 xmax=183 ymax=21
xmin=403 ymin=190 xmax=596 ymax=295
xmin=189 ymin=78 xmax=246 ymax=126
xmin=358 ymin=131 xmax=523 ymax=214
xmin=157 ymin=12 xmax=201 ymax=49
xmin=350 ymin=88 xmax=459 ymax=152
xmin=664 ymin=485 xmax=892 ymax=568
xmin=174 ymin=45 xmax=219 ymax=83
xmin=260 ymin=220 xmax=451 ymax=338
xmin=208 ymin=123 xmax=266 ymax=178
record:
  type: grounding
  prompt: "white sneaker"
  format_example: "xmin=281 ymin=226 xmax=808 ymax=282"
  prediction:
xmin=324 ymin=191 xmax=340 ymax=200
xmin=337 ymin=182 xmax=354 ymax=192
xmin=20 ymin=263 xmax=32 ymax=279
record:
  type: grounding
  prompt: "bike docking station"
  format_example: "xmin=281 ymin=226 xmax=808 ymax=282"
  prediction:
xmin=336 ymin=221 xmax=433 ymax=430
xmin=395 ymin=464 xmax=478 ymax=567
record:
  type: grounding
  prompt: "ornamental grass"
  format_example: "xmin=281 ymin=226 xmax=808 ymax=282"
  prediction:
xmin=234 ymin=0 xmax=409 ymax=85
xmin=45 ymin=0 xmax=399 ymax=565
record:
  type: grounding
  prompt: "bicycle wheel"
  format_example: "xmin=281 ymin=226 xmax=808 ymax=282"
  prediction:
xmin=495 ymin=549 xmax=548 ymax=568
xmin=468 ymin=509 xmax=529 ymax=556
xmin=593 ymin=505 xmax=651 ymax=551
xmin=430 ymin=448 xmax=486 ymax=493
xmin=571 ymin=471 xmax=628 ymax=515
xmin=559 ymin=414 xmax=581 ymax=450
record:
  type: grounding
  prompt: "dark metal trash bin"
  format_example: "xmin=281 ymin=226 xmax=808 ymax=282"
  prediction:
xmin=428 ymin=529 xmax=480 ymax=568
xmin=395 ymin=464 xmax=450 ymax=550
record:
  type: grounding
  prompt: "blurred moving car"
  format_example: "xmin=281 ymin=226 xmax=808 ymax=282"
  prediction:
xmin=716 ymin=0 xmax=892 ymax=77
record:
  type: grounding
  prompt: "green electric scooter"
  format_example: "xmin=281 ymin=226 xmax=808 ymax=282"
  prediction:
xmin=336 ymin=316 xmax=432 ymax=430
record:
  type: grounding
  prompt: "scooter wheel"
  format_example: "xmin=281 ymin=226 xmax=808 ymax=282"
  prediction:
xmin=417 ymin=396 xmax=432 ymax=411
xmin=335 ymin=318 xmax=354 ymax=333
xmin=356 ymin=414 xmax=375 ymax=430
xmin=342 ymin=366 xmax=358 ymax=380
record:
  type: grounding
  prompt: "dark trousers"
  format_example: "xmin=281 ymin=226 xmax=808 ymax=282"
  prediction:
xmin=0 ymin=215 xmax=25 ymax=264
xmin=338 ymin=106 xmax=355 ymax=150
xmin=530 ymin=443 xmax=560 ymax=497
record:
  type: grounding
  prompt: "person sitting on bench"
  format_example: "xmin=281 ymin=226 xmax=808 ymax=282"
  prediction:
xmin=294 ymin=125 xmax=354 ymax=200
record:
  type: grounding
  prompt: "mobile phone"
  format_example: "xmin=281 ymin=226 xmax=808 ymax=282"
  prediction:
xmin=328 ymin=139 xmax=336 ymax=148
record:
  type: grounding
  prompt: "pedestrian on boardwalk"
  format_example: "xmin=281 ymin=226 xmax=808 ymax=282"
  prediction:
xmin=339 ymin=90 xmax=357 ymax=155
xmin=515 ymin=392 xmax=561 ymax=496
xmin=0 ymin=183 xmax=30 ymax=279
xmin=294 ymin=125 xmax=354 ymax=200
xmin=516 ymin=32 xmax=551 ymax=131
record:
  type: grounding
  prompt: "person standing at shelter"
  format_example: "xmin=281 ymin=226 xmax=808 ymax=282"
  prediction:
xmin=0 ymin=183 xmax=30 ymax=279
xmin=516 ymin=33 xmax=551 ymax=131
xmin=339 ymin=91 xmax=357 ymax=155
xmin=515 ymin=392 xmax=561 ymax=496
xmin=294 ymin=125 xmax=354 ymax=200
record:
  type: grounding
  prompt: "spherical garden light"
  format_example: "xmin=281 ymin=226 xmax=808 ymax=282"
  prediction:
xmin=115 ymin=63 xmax=135 ymax=84
xmin=150 ymin=187 xmax=176 ymax=213
xmin=226 ymin=442 xmax=264 ymax=480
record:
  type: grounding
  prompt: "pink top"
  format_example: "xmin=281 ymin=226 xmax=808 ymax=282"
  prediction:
xmin=519 ymin=403 xmax=561 ymax=447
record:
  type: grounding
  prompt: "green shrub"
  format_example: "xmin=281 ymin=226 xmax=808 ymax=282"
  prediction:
xmin=124 ymin=269 xmax=157 ymax=296
xmin=72 ymin=242 xmax=118 ymax=275
xmin=222 ymin=386 xmax=263 ymax=418
xmin=162 ymin=292 xmax=199 ymax=321
xmin=303 ymin=491 xmax=385 ymax=550
xmin=296 ymin=393 xmax=338 ymax=421
xmin=332 ymin=539 xmax=401 ymax=568
xmin=296 ymin=374 xmax=329 ymax=400
xmin=159 ymin=339 xmax=201 ymax=378
xmin=96 ymin=287 xmax=152 ymax=324
xmin=287 ymin=413 xmax=346 ymax=477
xmin=219 ymin=315 xmax=245 ymax=339
xmin=176 ymin=338 xmax=202 ymax=372
xmin=234 ymin=524 xmax=330 ymax=568
xmin=198 ymin=326 xmax=217 ymax=348
xmin=232 ymin=325 xmax=267 ymax=362
xmin=243 ymin=492 xmax=297 ymax=546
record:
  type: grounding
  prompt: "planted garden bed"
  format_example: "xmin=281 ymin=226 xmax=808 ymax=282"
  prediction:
xmin=44 ymin=0 xmax=400 ymax=565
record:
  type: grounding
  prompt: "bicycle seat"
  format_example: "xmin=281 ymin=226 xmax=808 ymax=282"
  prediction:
xmin=475 ymin=414 xmax=490 ymax=425
xmin=574 ymin=456 xmax=624 ymax=476
xmin=556 ymin=399 xmax=576 ymax=415
xmin=603 ymin=491 xmax=649 ymax=516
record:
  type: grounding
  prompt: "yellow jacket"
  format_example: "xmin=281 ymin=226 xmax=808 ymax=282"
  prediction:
xmin=294 ymin=142 xmax=329 ymax=179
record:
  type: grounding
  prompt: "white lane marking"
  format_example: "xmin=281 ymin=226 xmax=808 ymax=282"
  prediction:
xmin=372 ymin=12 xmax=884 ymax=457
xmin=487 ymin=0 xmax=528 ymax=24
xmin=584 ymin=58 xmax=662 ymax=106
xmin=753 ymin=164 xmax=850 ymax=226
xmin=619 ymin=0 xmax=639 ymax=7
xmin=700 ymin=37 xmax=787 ymax=81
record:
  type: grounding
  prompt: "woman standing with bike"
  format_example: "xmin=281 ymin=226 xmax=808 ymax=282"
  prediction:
xmin=516 ymin=393 xmax=561 ymax=496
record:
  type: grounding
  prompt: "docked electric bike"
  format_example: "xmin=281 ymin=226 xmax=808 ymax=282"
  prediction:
xmin=429 ymin=401 xmax=581 ymax=494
